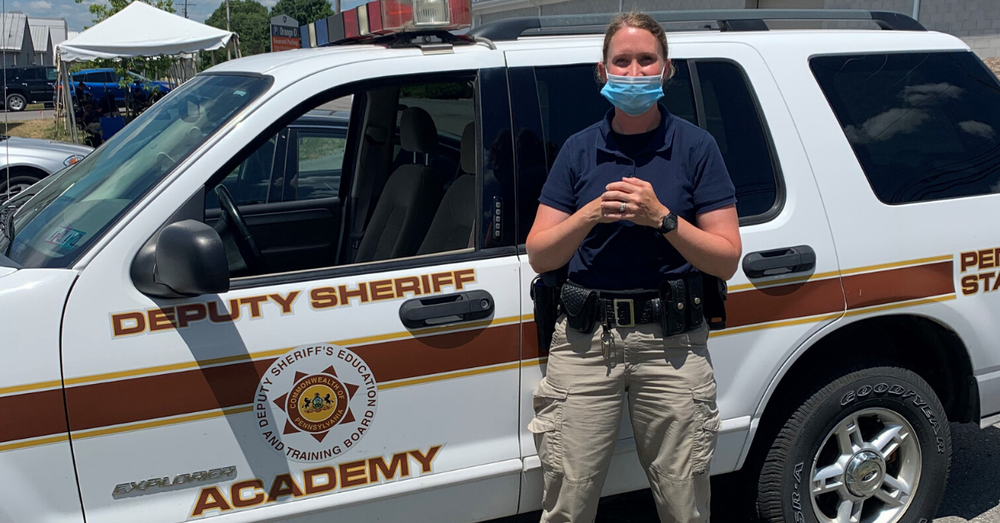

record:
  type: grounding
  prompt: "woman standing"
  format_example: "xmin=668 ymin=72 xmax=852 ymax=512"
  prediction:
xmin=525 ymin=12 xmax=742 ymax=523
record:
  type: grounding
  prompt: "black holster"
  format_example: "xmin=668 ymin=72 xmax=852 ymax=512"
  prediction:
xmin=701 ymin=273 xmax=728 ymax=330
xmin=530 ymin=268 xmax=566 ymax=351
xmin=560 ymin=281 xmax=599 ymax=333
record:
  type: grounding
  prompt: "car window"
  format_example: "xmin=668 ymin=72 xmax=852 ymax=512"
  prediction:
xmin=694 ymin=61 xmax=778 ymax=219
xmin=20 ymin=68 xmax=40 ymax=80
xmin=102 ymin=71 xmax=119 ymax=83
xmin=211 ymin=78 xmax=482 ymax=278
xmin=811 ymin=52 xmax=1000 ymax=205
xmin=206 ymin=134 xmax=278 ymax=209
xmin=290 ymin=130 xmax=346 ymax=201
xmin=45 ymin=68 xmax=56 ymax=82
xmin=518 ymin=60 xmax=777 ymax=231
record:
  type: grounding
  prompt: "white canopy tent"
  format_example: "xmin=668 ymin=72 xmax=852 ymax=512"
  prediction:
xmin=54 ymin=1 xmax=239 ymax=142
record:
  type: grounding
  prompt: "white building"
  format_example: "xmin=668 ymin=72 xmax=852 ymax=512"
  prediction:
xmin=28 ymin=17 xmax=68 ymax=66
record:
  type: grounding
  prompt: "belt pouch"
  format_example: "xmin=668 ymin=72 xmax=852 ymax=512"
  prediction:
xmin=702 ymin=273 xmax=728 ymax=330
xmin=686 ymin=274 xmax=705 ymax=330
xmin=660 ymin=279 xmax=687 ymax=336
xmin=530 ymin=275 xmax=560 ymax=351
xmin=560 ymin=281 xmax=598 ymax=333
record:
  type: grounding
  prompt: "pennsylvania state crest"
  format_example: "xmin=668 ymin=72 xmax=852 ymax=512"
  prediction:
xmin=255 ymin=345 xmax=378 ymax=462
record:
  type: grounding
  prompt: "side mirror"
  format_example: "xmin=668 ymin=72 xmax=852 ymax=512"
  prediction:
xmin=132 ymin=220 xmax=229 ymax=298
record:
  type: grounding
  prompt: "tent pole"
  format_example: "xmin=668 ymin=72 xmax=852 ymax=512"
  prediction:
xmin=63 ymin=65 xmax=78 ymax=144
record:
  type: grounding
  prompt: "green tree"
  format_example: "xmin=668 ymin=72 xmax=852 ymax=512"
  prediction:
xmin=270 ymin=0 xmax=332 ymax=27
xmin=202 ymin=0 xmax=270 ymax=69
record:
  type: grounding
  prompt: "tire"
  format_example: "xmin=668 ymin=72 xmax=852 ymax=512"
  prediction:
xmin=5 ymin=93 xmax=26 ymax=112
xmin=0 ymin=175 xmax=41 ymax=203
xmin=757 ymin=366 xmax=951 ymax=523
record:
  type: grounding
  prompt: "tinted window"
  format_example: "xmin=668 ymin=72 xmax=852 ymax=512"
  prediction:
xmin=522 ymin=60 xmax=777 ymax=227
xmin=293 ymin=130 xmax=346 ymax=201
xmin=45 ymin=68 xmax=56 ymax=82
xmin=695 ymin=61 xmax=777 ymax=218
xmin=19 ymin=68 xmax=40 ymax=80
xmin=812 ymin=52 xmax=1000 ymax=204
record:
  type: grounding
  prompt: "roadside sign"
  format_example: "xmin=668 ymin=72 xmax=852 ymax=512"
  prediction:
xmin=271 ymin=14 xmax=300 ymax=52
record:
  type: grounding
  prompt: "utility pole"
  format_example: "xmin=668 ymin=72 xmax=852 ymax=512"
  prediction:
xmin=334 ymin=0 xmax=340 ymax=14
xmin=226 ymin=0 xmax=231 ymax=60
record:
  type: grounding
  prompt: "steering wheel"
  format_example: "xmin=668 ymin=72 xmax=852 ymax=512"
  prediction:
xmin=214 ymin=184 xmax=266 ymax=273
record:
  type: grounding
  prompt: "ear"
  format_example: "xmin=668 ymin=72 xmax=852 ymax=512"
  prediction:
xmin=663 ymin=58 xmax=674 ymax=80
xmin=597 ymin=61 xmax=608 ymax=83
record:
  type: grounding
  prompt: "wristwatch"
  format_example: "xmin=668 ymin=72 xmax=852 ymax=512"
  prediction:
xmin=656 ymin=211 xmax=678 ymax=235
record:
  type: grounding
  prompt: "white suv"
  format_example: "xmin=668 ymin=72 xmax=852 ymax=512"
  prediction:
xmin=0 ymin=6 xmax=995 ymax=523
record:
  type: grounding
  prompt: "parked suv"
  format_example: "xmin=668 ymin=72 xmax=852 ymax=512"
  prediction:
xmin=1 ymin=65 xmax=56 ymax=111
xmin=1 ymin=6 xmax=998 ymax=523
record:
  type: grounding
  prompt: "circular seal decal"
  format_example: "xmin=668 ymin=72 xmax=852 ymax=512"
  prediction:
xmin=255 ymin=345 xmax=378 ymax=462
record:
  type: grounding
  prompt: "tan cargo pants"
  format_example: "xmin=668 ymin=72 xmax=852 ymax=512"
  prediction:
xmin=529 ymin=316 xmax=720 ymax=523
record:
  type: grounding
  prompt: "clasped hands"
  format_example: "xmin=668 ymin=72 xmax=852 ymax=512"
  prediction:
xmin=589 ymin=177 xmax=669 ymax=229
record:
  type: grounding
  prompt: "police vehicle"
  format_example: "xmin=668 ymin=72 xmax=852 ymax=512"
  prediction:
xmin=1 ymin=2 xmax=998 ymax=522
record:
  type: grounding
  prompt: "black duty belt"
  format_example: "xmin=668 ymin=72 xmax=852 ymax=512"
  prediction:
xmin=598 ymin=293 xmax=661 ymax=328
xmin=560 ymin=277 xmax=706 ymax=336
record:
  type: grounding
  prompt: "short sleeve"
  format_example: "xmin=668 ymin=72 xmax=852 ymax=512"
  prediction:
xmin=538 ymin=144 xmax=578 ymax=214
xmin=692 ymin=134 xmax=737 ymax=215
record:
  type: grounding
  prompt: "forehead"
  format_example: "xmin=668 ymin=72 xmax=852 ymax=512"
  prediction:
xmin=607 ymin=26 xmax=662 ymax=56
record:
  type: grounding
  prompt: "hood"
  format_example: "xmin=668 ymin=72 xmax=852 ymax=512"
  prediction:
xmin=0 ymin=267 xmax=14 ymax=279
xmin=3 ymin=136 xmax=93 ymax=156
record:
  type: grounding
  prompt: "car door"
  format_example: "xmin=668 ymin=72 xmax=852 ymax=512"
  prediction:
xmin=60 ymin=48 xmax=522 ymax=523
xmin=506 ymin=42 xmax=844 ymax=512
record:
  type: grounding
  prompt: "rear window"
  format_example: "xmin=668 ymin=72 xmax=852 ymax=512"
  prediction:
xmin=811 ymin=52 xmax=1000 ymax=204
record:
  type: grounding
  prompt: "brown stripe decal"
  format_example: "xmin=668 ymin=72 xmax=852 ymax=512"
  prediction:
xmin=0 ymin=260 xmax=958 ymax=448
xmin=59 ymin=324 xmax=520 ymax=435
xmin=842 ymin=261 xmax=953 ymax=310
xmin=0 ymin=390 xmax=68 ymax=443
xmin=727 ymin=277 xmax=844 ymax=329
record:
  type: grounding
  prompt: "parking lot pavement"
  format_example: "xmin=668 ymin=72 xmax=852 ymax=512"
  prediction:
xmin=0 ymin=109 xmax=54 ymax=122
xmin=499 ymin=422 xmax=1000 ymax=522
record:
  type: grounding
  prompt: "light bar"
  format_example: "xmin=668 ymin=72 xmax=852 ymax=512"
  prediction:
xmin=319 ymin=0 xmax=471 ymax=46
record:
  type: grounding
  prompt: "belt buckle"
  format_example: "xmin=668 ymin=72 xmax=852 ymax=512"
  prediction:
xmin=613 ymin=299 xmax=635 ymax=328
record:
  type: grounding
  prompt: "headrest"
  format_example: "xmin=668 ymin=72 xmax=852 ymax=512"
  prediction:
xmin=460 ymin=122 xmax=475 ymax=174
xmin=400 ymin=107 xmax=438 ymax=154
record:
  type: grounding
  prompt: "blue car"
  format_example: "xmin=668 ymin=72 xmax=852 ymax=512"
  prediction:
xmin=70 ymin=68 xmax=172 ymax=107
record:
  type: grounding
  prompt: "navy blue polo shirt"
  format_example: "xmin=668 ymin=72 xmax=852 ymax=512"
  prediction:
xmin=539 ymin=105 xmax=736 ymax=290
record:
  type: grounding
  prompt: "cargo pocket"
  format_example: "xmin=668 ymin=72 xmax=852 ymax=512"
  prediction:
xmin=691 ymin=379 xmax=721 ymax=476
xmin=528 ymin=378 xmax=568 ymax=475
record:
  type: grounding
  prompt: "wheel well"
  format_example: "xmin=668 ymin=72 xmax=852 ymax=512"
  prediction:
xmin=2 ymin=166 xmax=47 ymax=181
xmin=746 ymin=315 xmax=977 ymax=468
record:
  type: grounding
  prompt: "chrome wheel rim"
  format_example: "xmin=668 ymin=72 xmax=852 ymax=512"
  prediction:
xmin=7 ymin=96 xmax=23 ymax=111
xmin=809 ymin=407 xmax=921 ymax=523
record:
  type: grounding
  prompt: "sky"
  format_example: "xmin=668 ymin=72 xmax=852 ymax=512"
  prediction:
xmin=16 ymin=0 xmax=368 ymax=33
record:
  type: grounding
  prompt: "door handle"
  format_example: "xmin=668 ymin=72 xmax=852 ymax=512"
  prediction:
xmin=742 ymin=245 xmax=816 ymax=278
xmin=399 ymin=290 xmax=493 ymax=329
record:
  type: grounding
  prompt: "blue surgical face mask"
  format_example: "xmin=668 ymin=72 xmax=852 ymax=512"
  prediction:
xmin=600 ymin=72 xmax=664 ymax=116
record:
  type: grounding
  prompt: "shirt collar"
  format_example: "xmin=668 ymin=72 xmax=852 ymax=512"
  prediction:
xmin=596 ymin=103 xmax=676 ymax=156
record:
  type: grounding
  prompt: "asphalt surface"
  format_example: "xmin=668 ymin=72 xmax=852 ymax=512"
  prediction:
xmin=0 ymin=108 xmax=54 ymax=122
xmin=500 ymin=422 xmax=1000 ymax=522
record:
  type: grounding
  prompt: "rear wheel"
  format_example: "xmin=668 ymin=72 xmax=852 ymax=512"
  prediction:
xmin=757 ymin=366 xmax=951 ymax=523
xmin=5 ymin=93 xmax=26 ymax=112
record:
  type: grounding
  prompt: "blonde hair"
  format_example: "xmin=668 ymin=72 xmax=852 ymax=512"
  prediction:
xmin=601 ymin=11 xmax=675 ymax=80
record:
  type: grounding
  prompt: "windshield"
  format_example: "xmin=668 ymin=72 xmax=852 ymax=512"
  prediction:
xmin=0 ymin=74 xmax=270 ymax=268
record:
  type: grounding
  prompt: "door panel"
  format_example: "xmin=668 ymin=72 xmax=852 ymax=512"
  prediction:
xmin=507 ymin=42 xmax=844 ymax=512
xmin=206 ymin=197 xmax=341 ymax=273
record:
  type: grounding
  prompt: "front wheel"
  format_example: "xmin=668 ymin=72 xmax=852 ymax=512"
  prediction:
xmin=758 ymin=366 xmax=951 ymax=523
xmin=5 ymin=93 xmax=26 ymax=112
xmin=0 ymin=174 xmax=40 ymax=203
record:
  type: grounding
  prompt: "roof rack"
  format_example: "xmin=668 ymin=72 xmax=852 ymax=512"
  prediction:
xmin=467 ymin=9 xmax=925 ymax=41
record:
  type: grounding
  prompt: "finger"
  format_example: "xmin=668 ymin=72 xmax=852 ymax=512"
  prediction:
xmin=601 ymin=190 xmax=632 ymax=201
xmin=605 ymin=181 xmax=637 ymax=193
xmin=621 ymin=177 xmax=649 ymax=188
xmin=601 ymin=201 xmax=632 ymax=212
